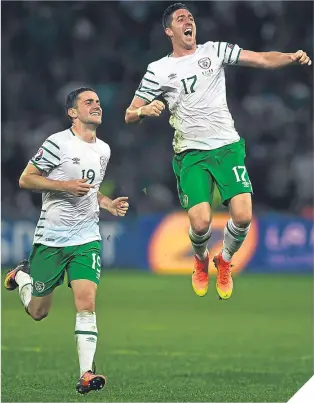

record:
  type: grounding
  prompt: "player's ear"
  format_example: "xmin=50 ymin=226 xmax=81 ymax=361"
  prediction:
xmin=68 ymin=108 xmax=78 ymax=120
xmin=165 ymin=27 xmax=173 ymax=38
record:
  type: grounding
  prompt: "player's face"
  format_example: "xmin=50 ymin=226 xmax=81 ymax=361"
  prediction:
xmin=75 ymin=91 xmax=102 ymax=125
xmin=166 ymin=9 xmax=196 ymax=50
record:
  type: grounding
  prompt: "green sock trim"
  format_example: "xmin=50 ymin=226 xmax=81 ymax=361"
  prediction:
xmin=75 ymin=330 xmax=98 ymax=336
xmin=189 ymin=228 xmax=212 ymax=245
xmin=226 ymin=222 xmax=246 ymax=241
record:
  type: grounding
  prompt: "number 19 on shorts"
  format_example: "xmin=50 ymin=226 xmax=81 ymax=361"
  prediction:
xmin=92 ymin=253 xmax=101 ymax=280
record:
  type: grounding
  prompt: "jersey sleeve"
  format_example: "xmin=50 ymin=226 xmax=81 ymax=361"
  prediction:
xmin=213 ymin=42 xmax=242 ymax=66
xmin=29 ymin=136 xmax=61 ymax=173
xmin=134 ymin=64 xmax=164 ymax=104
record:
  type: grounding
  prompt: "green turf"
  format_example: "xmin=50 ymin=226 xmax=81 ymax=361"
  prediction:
xmin=1 ymin=271 xmax=313 ymax=402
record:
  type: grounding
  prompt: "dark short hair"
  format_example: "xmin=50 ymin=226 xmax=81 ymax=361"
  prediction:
xmin=65 ymin=87 xmax=95 ymax=120
xmin=162 ymin=3 xmax=190 ymax=29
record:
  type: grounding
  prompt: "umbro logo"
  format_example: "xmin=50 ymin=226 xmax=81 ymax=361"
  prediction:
xmin=168 ymin=73 xmax=177 ymax=80
xmin=72 ymin=157 xmax=80 ymax=165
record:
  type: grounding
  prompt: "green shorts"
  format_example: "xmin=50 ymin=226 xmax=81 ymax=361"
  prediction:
xmin=29 ymin=241 xmax=101 ymax=297
xmin=172 ymin=138 xmax=253 ymax=210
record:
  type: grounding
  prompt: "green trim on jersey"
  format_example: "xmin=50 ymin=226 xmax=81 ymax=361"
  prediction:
xmin=45 ymin=139 xmax=60 ymax=150
xmin=227 ymin=45 xmax=235 ymax=64
xmin=224 ymin=43 xmax=229 ymax=58
xmin=41 ymin=146 xmax=60 ymax=161
xmin=217 ymin=42 xmax=221 ymax=57
xmin=138 ymin=86 xmax=161 ymax=96
xmin=143 ymin=77 xmax=159 ymax=86
xmin=146 ymin=70 xmax=155 ymax=75
xmin=70 ymin=128 xmax=76 ymax=136
xmin=135 ymin=93 xmax=151 ymax=103
xmin=41 ymin=157 xmax=55 ymax=168
xmin=235 ymin=48 xmax=242 ymax=64
xmin=31 ymin=159 xmax=45 ymax=172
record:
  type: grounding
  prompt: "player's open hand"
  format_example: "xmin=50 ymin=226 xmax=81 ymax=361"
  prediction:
xmin=141 ymin=100 xmax=165 ymax=117
xmin=64 ymin=178 xmax=94 ymax=197
xmin=110 ymin=197 xmax=129 ymax=217
xmin=291 ymin=50 xmax=312 ymax=66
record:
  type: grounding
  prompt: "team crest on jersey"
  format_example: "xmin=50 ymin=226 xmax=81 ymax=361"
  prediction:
xmin=34 ymin=148 xmax=43 ymax=162
xmin=198 ymin=57 xmax=211 ymax=69
xmin=100 ymin=155 xmax=108 ymax=177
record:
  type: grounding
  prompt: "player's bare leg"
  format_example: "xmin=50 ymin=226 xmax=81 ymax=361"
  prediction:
xmin=71 ymin=279 xmax=106 ymax=394
xmin=4 ymin=260 xmax=53 ymax=320
xmin=188 ymin=202 xmax=212 ymax=296
xmin=214 ymin=193 xmax=252 ymax=299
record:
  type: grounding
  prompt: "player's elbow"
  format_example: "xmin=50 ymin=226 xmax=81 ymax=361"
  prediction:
xmin=19 ymin=173 xmax=32 ymax=189
xmin=125 ymin=108 xmax=131 ymax=124
xmin=19 ymin=174 xmax=27 ymax=189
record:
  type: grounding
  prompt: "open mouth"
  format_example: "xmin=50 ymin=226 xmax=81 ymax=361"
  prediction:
xmin=184 ymin=28 xmax=193 ymax=37
xmin=90 ymin=112 xmax=101 ymax=116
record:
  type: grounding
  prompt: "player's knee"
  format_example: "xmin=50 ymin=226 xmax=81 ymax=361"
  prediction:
xmin=75 ymin=295 xmax=95 ymax=313
xmin=31 ymin=310 xmax=48 ymax=321
xmin=232 ymin=212 xmax=252 ymax=228
xmin=191 ymin=218 xmax=211 ymax=235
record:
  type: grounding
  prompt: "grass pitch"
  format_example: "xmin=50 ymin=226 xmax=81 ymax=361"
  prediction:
xmin=1 ymin=271 xmax=313 ymax=402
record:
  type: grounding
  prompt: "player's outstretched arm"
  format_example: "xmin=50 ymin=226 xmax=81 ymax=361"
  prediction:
xmin=19 ymin=164 xmax=94 ymax=196
xmin=97 ymin=192 xmax=129 ymax=216
xmin=125 ymin=97 xmax=165 ymax=124
xmin=238 ymin=49 xmax=312 ymax=69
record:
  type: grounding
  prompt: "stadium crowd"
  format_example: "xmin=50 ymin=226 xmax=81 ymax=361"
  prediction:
xmin=2 ymin=1 xmax=313 ymax=219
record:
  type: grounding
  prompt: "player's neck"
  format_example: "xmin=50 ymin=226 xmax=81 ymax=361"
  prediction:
xmin=171 ymin=44 xmax=197 ymax=58
xmin=71 ymin=125 xmax=97 ymax=143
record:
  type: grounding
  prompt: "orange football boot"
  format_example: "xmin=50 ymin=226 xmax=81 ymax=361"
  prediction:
xmin=76 ymin=368 xmax=106 ymax=394
xmin=192 ymin=251 xmax=209 ymax=297
xmin=213 ymin=252 xmax=233 ymax=300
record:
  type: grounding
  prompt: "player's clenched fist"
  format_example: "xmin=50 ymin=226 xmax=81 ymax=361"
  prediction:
xmin=291 ymin=50 xmax=312 ymax=66
xmin=110 ymin=196 xmax=129 ymax=217
xmin=140 ymin=100 xmax=165 ymax=117
xmin=64 ymin=178 xmax=94 ymax=197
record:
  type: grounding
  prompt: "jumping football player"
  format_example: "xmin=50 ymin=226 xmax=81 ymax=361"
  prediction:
xmin=4 ymin=88 xmax=129 ymax=393
xmin=125 ymin=3 xmax=311 ymax=299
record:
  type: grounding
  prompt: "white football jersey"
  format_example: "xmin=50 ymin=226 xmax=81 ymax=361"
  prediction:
xmin=29 ymin=129 xmax=111 ymax=247
xmin=135 ymin=41 xmax=242 ymax=153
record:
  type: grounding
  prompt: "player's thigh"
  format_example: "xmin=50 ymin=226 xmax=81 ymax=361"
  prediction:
xmin=29 ymin=244 xmax=66 ymax=297
xmin=210 ymin=138 xmax=253 ymax=206
xmin=66 ymin=241 xmax=101 ymax=311
xmin=172 ymin=150 xmax=215 ymax=211
xmin=229 ymin=193 xmax=252 ymax=227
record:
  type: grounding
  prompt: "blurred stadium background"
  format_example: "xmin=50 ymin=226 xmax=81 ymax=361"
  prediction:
xmin=1 ymin=1 xmax=313 ymax=402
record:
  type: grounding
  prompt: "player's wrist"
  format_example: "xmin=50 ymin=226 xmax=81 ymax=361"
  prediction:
xmin=56 ymin=180 xmax=69 ymax=192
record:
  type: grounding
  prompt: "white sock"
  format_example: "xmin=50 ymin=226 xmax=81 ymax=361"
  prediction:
xmin=222 ymin=219 xmax=250 ymax=262
xmin=75 ymin=311 xmax=98 ymax=376
xmin=16 ymin=271 xmax=32 ymax=309
xmin=189 ymin=226 xmax=212 ymax=260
